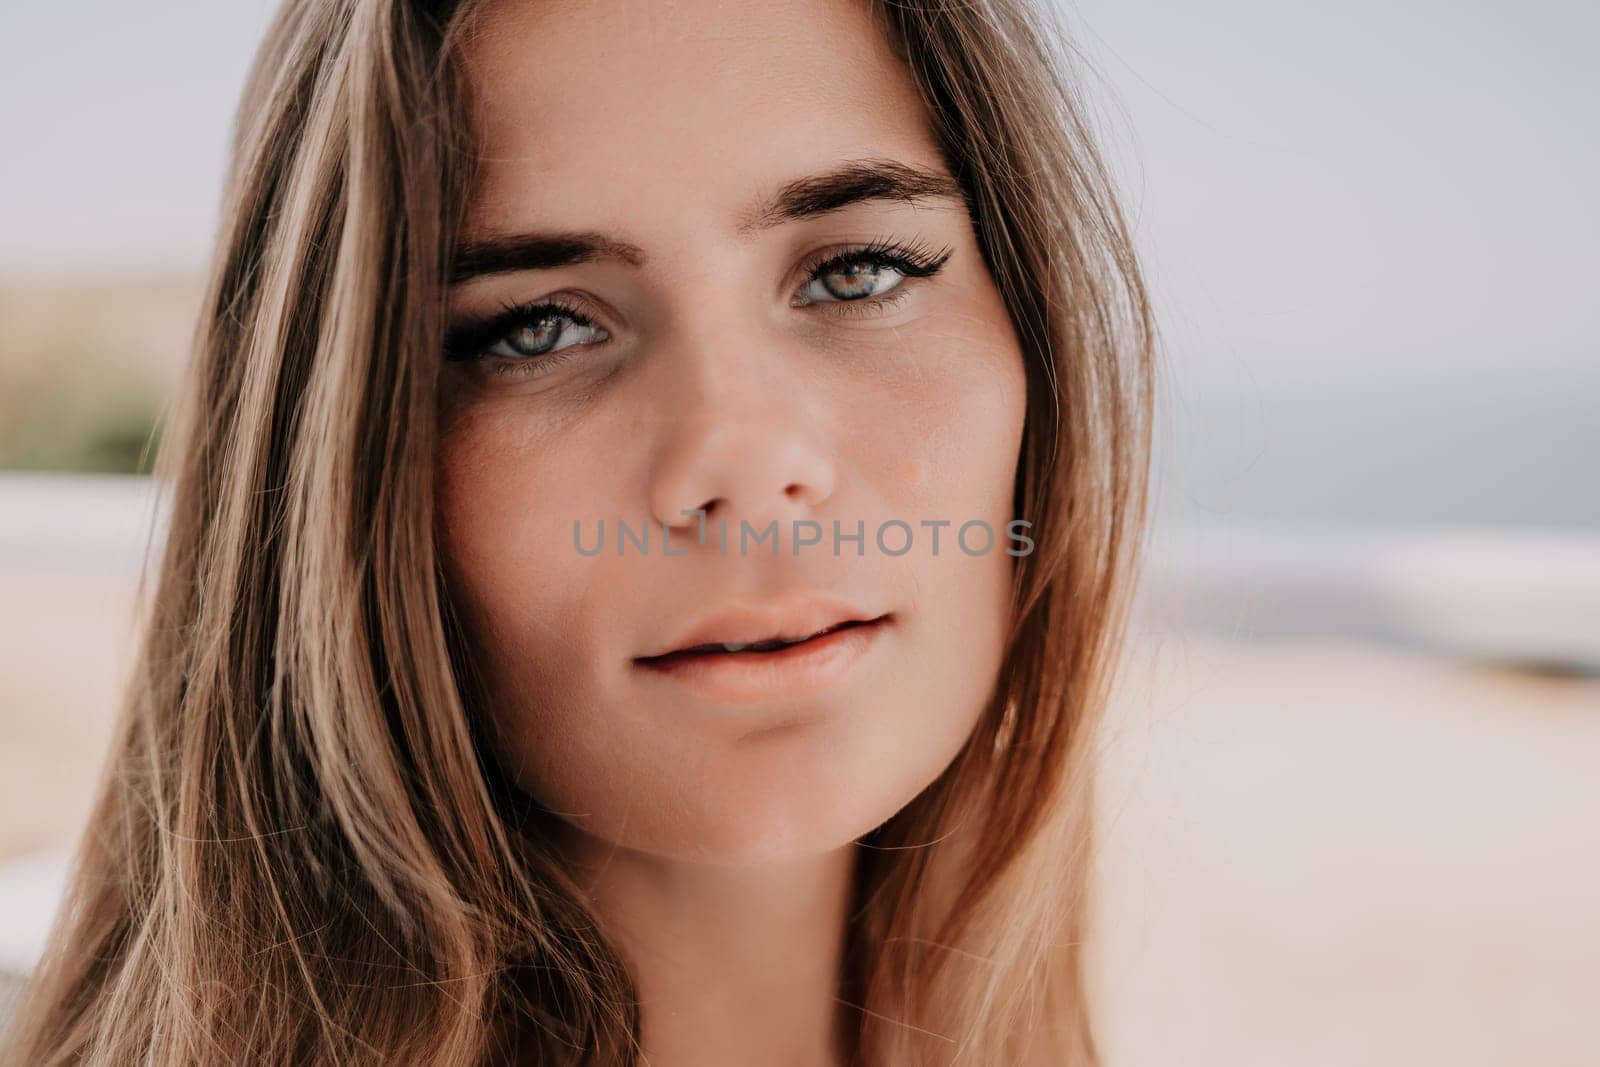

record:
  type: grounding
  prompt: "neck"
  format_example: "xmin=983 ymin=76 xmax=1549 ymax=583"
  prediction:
xmin=561 ymin=833 xmax=860 ymax=1067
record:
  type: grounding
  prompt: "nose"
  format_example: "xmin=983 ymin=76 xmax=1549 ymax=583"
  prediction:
xmin=644 ymin=327 xmax=838 ymax=537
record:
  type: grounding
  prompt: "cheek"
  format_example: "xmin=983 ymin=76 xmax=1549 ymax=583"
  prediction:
xmin=892 ymin=303 xmax=1028 ymax=689
xmin=434 ymin=404 xmax=594 ymax=703
xmin=833 ymin=302 xmax=1027 ymax=782
xmin=435 ymin=391 xmax=625 ymax=597
xmin=436 ymin=407 xmax=542 ymax=613
xmin=435 ymin=406 xmax=640 ymax=824
xmin=859 ymin=304 xmax=1028 ymax=525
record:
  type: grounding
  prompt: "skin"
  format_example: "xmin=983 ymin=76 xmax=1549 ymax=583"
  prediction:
xmin=436 ymin=0 xmax=1028 ymax=1061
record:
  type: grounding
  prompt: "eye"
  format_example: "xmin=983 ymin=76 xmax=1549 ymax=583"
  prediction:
xmin=800 ymin=258 xmax=905 ymax=303
xmin=793 ymin=239 xmax=953 ymax=308
xmin=445 ymin=296 xmax=609 ymax=366
xmin=484 ymin=303 xmax=605 ymax=360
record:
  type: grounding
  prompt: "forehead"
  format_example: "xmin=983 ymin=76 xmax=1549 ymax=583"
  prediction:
xmin=456 ymin=0 xmax=944 ymax=239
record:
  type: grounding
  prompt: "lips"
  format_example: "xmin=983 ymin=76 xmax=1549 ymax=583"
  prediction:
xmin=633 ymin=609 xmax=892 ymax=704
xmin=636 ymin=599 xmax=888 ymax=664
xmin=641 ymin=618 xmax=873 ymax=664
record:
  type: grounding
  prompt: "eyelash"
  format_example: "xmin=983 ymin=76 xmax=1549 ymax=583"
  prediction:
xmin=442 ymin=237 xmax=955 ymax=379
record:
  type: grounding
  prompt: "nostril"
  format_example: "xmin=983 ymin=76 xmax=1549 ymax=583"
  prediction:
xmin=672 ymin=497 xmax=721 ymax=527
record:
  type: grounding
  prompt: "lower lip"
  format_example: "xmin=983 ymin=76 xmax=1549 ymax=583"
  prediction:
xmin=634 ymin=616 xmax=891 ymax=704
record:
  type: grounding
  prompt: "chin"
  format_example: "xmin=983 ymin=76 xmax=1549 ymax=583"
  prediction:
xmin=590 ymin=706 xmax=978 ymax=867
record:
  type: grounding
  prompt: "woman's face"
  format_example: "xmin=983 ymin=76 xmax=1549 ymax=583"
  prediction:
xmin=437 ymin=0 xmax=1027 ymax=864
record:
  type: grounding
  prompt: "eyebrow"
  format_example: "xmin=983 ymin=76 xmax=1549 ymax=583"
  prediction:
xmin=449 ymin=158 xmax=967 ymax=285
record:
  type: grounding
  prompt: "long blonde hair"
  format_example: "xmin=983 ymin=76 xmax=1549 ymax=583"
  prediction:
xmin=3 ymin=0 xmax=1153 ymax=1062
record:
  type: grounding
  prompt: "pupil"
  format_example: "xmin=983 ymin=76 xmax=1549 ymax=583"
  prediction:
xmin=826 ymin=260 xmax=879 ymax=300
xmin=510 ymin=316 xmax=559 ymax=356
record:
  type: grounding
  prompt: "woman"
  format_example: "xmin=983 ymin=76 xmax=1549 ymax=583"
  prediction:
xmin=4 ymin=0 xmax=1153 ymax=1063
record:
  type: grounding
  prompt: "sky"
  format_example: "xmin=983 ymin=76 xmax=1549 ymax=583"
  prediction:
xmin=1 ymin=0 xmax=1594 ymax=527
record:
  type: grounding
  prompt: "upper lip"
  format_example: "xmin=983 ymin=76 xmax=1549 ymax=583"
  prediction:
xmin=637 ymin=596 xmax=887 ymax=660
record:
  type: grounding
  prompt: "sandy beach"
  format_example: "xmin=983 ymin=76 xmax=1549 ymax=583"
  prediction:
xmin=1091 ymin=631 xmax=1600 ymax=1066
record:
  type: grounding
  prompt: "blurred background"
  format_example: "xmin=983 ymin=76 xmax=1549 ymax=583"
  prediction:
xmin=1 ymin=1 xmax=1595 ymax=1062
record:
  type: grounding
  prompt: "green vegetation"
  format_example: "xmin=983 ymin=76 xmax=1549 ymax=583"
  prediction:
xmin=0 ymin=381 xmax=165 ymax=474
xmin=0 ymin=278 xmax=197 ymax=475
